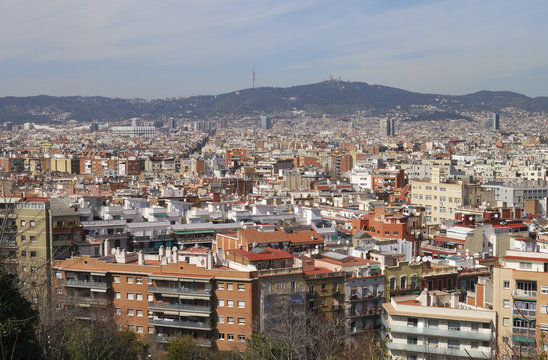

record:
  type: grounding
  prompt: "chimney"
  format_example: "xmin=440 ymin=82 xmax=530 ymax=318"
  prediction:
xmin=161 ymin=256 xmax=168 ymax=265
xmin=138 ymin=251 xmax=144 ymax=265
xmin=159 ymin=245 xmax=165 ymax=257
xmin=104 ymin=239 xmax=110 ymax=256
xmin=172 ymin=246 xmax=178 ymax=263
xmin=166 ymin=247 xmax=172 ymax=262
xmin=418 ymin=288 xmax=429 ymax=306
xmin=450 ymin=292 xmax=459 ymax=308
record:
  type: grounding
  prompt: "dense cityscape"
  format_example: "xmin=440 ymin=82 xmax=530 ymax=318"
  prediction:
xmin=1 ymin=90 xmax=547 ymax=359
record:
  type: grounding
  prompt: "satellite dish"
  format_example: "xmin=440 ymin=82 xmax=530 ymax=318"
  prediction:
xmin=468 ymin=216 xmax=474 ymax=221
xmin=422 ymin=256 xmax=428 ymax=262
xmin=427 ymin=256 xmax=433 ymax=262
xmin=493 ymin=214 xmax=498 ymax=218
xmin=416 ymin=256 xmax=421 ymax=262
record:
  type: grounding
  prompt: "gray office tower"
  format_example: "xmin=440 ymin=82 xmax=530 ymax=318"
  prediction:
xmin=380 ymin=118 xmax=391 ymax=137
xmin=492 ymin=113 xmax=500 ymax=130
xmin=167 ymin=117 xmax=176 ymax=129
xmin=390 ymin=118 xmax=396 ymax=136
xmin=261 ymin=115 xmax=272 ymax=130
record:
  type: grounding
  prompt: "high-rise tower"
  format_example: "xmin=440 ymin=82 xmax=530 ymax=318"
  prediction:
xmin=492 ymin=113 xmax=500 ymax=130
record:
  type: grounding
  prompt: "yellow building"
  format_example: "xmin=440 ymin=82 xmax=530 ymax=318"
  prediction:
xmin=493 ymin=251 xmax=548 ymax=359
xmin=410 ymin=167 xmax=494 ymax=224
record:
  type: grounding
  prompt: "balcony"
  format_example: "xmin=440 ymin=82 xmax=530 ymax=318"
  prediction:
xmin=512 ymin=327 xmax=536 ymax=337
xmin=132 ymin=234 xmax=173 ymax=242
xmin=148 ymin=302 xmax=212 ymax=314
xmin=387 ymin=342 xmax=492 ymax=359
xmin=148 ymin=286 xmax=212 ymax=298
xmin=157 ymin=336 xmax=212 ymax=347
xmin=347 ymin=309 xmax=380 ymax=318
xmin=348 ymin=294 xmax=383 ymax=302
xmin=512 ymin=289 xmax=537 ymax=299
xmin=149 ymin=318 xmax=213 ymax=330
xmin=59 ymin=279 xmax=107 ymax=289
xmin=59 ymin=295 xmax=108 ymax=305
xmin=512 ymin=308 xmax=536 ymax=318
xmin=421 ymin=244 xmax=457 ymax=254
xmin=387 ymin=324 xmax=492 ymax=342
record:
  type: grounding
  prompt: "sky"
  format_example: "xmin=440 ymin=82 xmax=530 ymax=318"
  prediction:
xmin=1 ymin=0 xmax=547 ymax=99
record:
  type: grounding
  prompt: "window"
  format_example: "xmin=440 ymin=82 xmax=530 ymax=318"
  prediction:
xmin=30 ymin=236 xmax=36 ymax=242
xmin=227 ymin=316 xmax=234 ymax=324
xmin=407 ymin=318 xmax=418 ymax=327
xmin=136 ymin=326 xmax=143 ymax=333
xmin=238 ymin=283 xmax=245 ymax=291
xmin=238 ymin=334 xmax=246 ymax=342
xmin=540 ymin=305 xmax=548 ymax=314
xmin=136 ymin=277 xmax=142 ymax=284
xmin=227 ymin=300 xmax=234 ymax=307
xmin=148 ymin=327 xmax=154 ymax=334
xmin=227 ymin=334 xmax=234 ymax=341
xmin=218 ymin=316 xmax=224 ymax=324
xmin=504 ymin=281 xmax=510 ymax=289
xmin=148 ymin=294 xmax=153 ymax=302
xmin=128 ymin=325 xmax=134 ymax=331
xmin=30 ymin=220 xmax=36 ymax=227
xmin=21 ymin=251 xmax=26 ymax=257
xmin=503 ymin=299 xmax=510 ymax=308
xmin=448 ymin=339 xmax=459 ymax=349
xmin=218 ymin=283 xmax=224 ymax=290
xmin=448 ymin=321 xmax=460 ymax=331
xmin=541 ymin=286 xmax=548 ymax=295
xmin=147 ymin=278 xmax=153 ymax=285
xmin=389 ymin=277 xmax=396 ymax=291
xmin=407 ymin=337 xmax=417 ymax=345
xmin=519 ymin=262 xmax=532 ymax=270
xmin=428 ymin=337 xmax=438 ymax=347
xmin=30 ymin=251 xmax=37 ymax=258
xmin=238 ymin=317 xmax=245 ymax=325
xmin=218 ymin=299 xmax=224 ymax=307
xmin=20 ymin=235 xmax=26 ymax=242
xmin=471 ymin=341 xmax=478 ymax=349
xmin=218 ymin=333 xmax=225 ymax=340
xmin=114 ymin=292 xmax=120 ymax=299
xmin=503 ymin=318 xmax=510 ymax=326
xmin=503 ymin=336 xmax=509 ymax=344
xmin=127 ymin=276 xmax=133 ymax=284
xmin=428 ymin=319 xmax=438 ymax=328
xmin=115 ymin=308 xmax=121 ymax=315
xmin=127 ymin=292 xmax=134 ymax=300
xmin=400 ymin=276 xmax=407 ymax=289
xmin=113 ymin=276 xmax=120 ymax=283
xmin=20 ymin=220 xmax=26 ymax=226
xmin=136 ymin=309 xmax=143 ymax=317
xmin=127 ymin=309 xmax=134 ymax=316
xmin=227 ymin=283 xmax=233 ymax=291
xmin=238 ymin=300 xmax=245 ymax=308
xmin=471 ymin=322 xmax=479 ymax=331
xmin=136 ymin=293 xmax=143 ymax=301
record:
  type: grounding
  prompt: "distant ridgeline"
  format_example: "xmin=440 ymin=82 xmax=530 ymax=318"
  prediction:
xmin=1 ymin=82 xmax=547 ymax=124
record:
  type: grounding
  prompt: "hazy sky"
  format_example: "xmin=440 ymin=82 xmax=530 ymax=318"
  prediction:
xmin=1 ymin=0 xmax=547 ymax=98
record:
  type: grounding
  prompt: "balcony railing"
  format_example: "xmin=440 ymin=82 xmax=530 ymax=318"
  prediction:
xmin=387 ymin=324 xmax=492 ymax=342
xmin=148 ymin=302 xmax=212 ymax=313
xmin=421 ymin=244 xmax=457 ymax=254
xmin=157 ymin=336 xmax=212 ymax=347
xmin=513 ymin=308 xmax=536 ymax=317
xmin=386 ymin=342 xmax=492 ymax=359
xmin=132 ymin=234 xmax=173 ymax=242
xmin=148 ymin=286 xmax=212 ymax=296
xmin=149 ymin=318 xmax=213 ymax=330
xmin=512 ymin=327 xmax=536 ymax=337
xmin=512 ymin=289 xmax=537 ymax=298
xmin=59 ymin=295 xmax=108 ymax=305
xmin=59 ymin=279 xmax=107 ymax=289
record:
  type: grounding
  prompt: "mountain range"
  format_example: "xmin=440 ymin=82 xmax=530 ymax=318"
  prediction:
xmin=1 ymin=81 xmax=547 ymax=124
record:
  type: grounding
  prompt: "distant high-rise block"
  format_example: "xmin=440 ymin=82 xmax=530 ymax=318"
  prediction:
xmin=167 ymin=117 xmax=176 ymax=129
xmin=492 ymin=113 xmax=500 ymax=130
xmin=390 ymin=118 xmax=396 ymax=136
xmin=380 ymin=118 xmax=391 ymax=137
xmin=90 ymin=123 xmax=99 ymax=132
xmin=261 ymin=115 xmax=271 ymax=130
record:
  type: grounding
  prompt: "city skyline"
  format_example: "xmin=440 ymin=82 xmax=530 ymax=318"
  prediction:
xmin=1 ymin=0 xmax=548 ymax=99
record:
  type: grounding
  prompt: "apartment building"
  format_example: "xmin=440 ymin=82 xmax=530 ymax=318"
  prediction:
xmin=53 ymin=248 xmax=257 ymax=351
xmin=493 ymin=250 xmax=548 ymax=358
xmin=345 ymin=271 xmax=384 ymax=338
xmin=383 ymin=290 xmax=496 ymax=359
xmin=411 ymin=168 xmax=494 ymax=224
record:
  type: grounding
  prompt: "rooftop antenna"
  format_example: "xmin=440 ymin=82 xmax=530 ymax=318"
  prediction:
xmin=252 ymin=66 xmax=255 ymax=89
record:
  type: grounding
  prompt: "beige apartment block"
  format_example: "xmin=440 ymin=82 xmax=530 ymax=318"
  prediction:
xmin=411 ymin=168 xmax=494 ymax=224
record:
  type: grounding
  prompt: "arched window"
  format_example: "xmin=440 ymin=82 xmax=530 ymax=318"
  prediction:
xmin=410 ymin=275 xmax=419 ymax=289
xmin=389 ymin=277 xmax=396 ymax=291
xmin=400 ymin=276 xmax=407 ymax=290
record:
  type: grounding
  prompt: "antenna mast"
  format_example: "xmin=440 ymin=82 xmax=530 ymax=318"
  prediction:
xmin=252 ymin=66 xmax=255 ymax=89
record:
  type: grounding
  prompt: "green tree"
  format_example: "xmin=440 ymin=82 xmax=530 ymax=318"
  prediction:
xmin=0 ymin=271 xmax=41 ymax=360
xmin=164 ymin=336 xmax=209 ymax=360
xmin=65 ymin=321 xmax=147 ymax=360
